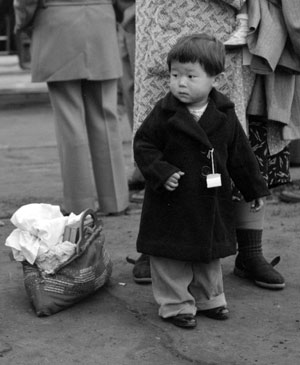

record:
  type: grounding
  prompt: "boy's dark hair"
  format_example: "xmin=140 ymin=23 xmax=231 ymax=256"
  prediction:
xmin=167 ymin=33 xmax=225 ymax=76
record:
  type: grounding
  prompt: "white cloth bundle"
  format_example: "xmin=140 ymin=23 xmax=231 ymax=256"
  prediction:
xmin=5 ymin=204 xmax=82 ymax=274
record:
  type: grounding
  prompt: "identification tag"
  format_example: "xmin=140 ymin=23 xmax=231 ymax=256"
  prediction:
xmin=206 ymin=149 xmax=222 ymax=188
xmin=206 ymin=173 xmax=222 ymax=188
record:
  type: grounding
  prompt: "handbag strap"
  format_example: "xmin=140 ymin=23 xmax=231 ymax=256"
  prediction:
xmin=77 ymin=223 xmax=103 ymax=255
xmin=76 ymin=209 xmax=102 ymax=255
xmin=51 ymin=210 xmax=103 ymax=273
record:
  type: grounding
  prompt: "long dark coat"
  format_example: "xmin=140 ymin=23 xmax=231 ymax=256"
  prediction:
xmin=133 ymin=90 xmax=270 ymax=263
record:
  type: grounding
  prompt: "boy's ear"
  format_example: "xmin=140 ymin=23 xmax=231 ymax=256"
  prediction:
xmin=212 ymin=72 xmax=225 ymax=87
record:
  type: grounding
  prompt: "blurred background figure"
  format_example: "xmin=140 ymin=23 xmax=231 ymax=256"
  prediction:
xmin=14 ymin=0 xmax=129 ymax=215
xmin=0 ymin=0 xmax=30 ymax=69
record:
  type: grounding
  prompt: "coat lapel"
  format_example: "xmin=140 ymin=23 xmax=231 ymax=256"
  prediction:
xmin=168 ymin=110 xmax=213 ymax=149
xmin=162 ymin=92 xmax=227 ymax=150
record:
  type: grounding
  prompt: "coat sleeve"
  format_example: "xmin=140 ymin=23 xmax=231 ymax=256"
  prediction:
xmin=13 ymin=0 xmax=39 ymax=33
xmin=226 ymin=109 xmax=270 ymax=202
xmin=133 ymin=105 xmax=180 ymax=192
xmin=282 ymin=0 xmax=300 ymax=57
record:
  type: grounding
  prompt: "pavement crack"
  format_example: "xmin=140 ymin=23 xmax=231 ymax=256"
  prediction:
xmin=105 ymin=287 xmax=220 ymax=365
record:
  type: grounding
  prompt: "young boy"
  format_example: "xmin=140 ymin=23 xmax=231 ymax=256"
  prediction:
xmin=133 ymin=33 xmax=270 ymax=329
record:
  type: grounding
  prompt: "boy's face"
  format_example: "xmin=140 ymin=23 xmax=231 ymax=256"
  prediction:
xmin=169 ymin=61 xmax=217 ymax=108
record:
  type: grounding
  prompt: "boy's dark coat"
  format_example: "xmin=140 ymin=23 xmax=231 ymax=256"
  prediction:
xmin=134 ymin=89 xmax=270 ymax=263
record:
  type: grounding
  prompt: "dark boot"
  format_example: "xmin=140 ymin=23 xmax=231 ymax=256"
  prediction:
xmin=127 ymin=254 xmax=151 ymax=284
xmin=234 ymin=229 xmax=285 ymax=290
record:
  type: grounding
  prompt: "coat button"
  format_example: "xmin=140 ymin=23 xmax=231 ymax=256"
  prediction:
xmin=201 ymin=166 xmax=211 ymax=176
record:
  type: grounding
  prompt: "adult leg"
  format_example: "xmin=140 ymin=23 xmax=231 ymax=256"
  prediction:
xmin=47 ymin=80 xmax=96 ymax=214
xmin=127 ymin=31 xmax=147 ymax=277
xmin=119 ymin=27 xmax=135 ymax=130
xmin=119 ymin=26 xmax=145 ymax=190
xmin=83 ymin=79 xmax=129 ymax=214
xmin=233 ymin=116 xmax=286 ymax=290
xmin=234 ymin=199 xmax=285 ymax=289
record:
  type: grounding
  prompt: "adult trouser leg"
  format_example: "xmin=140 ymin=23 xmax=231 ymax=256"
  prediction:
xmin=150 ymin=256 xmax=226 ymax=318
xmin=83 ymin=80 xmax=129 ymax=214
xmin=119 ymin=28 xmax=145 ymax=189
xmin=234 ymin=199 xmax=285 ymax=289
xmin=119 ymin=27 xmax=135 ymax=130
xmin=48 ymin=81 xmax=96 ymax=214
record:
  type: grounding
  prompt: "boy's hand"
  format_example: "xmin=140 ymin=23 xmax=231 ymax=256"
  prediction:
xmin=164 ymin=171 xmax=185 ymax=191
xmin=250 ymin=198 xmax=264 ymax=212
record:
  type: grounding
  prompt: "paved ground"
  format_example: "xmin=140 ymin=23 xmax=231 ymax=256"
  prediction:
xmin=0 ymin=56 xmax=300 ymax=365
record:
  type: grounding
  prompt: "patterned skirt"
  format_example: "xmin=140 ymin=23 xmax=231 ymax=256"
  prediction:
xmin=249 ymin=117 xmax=290 ymax=188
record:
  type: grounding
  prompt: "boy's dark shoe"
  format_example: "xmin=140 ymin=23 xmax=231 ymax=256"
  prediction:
xmin=234 ymin=254 xmax=285 ymax=289
xmin=127 ymin=254 xmax=152 ymax=284
xmin=199 ymin=306 xmax=229 ymax=320
xmin=163 ymin=314 xmax=197 ymax=329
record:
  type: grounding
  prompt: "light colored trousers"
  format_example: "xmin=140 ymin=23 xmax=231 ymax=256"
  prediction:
xmin=150 ymin=256 xmax=226 ymax=318
xmin=48 ymin=79 xmax=129 ymax=214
